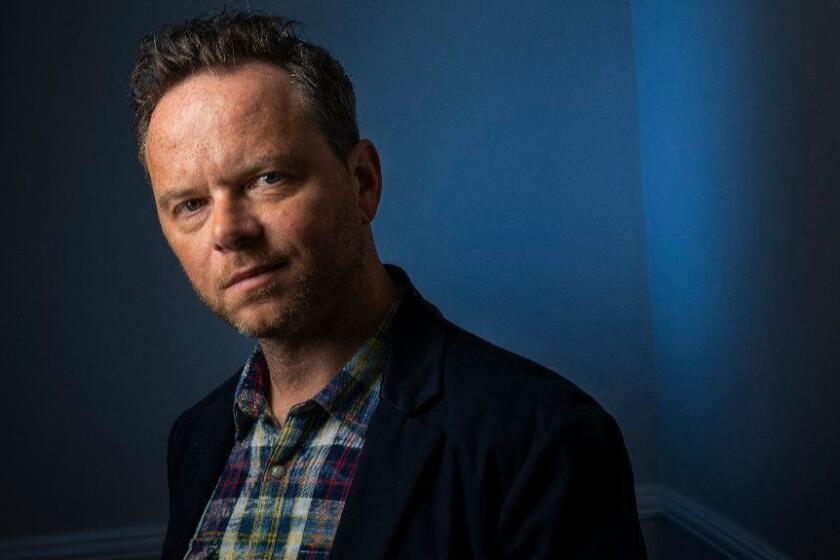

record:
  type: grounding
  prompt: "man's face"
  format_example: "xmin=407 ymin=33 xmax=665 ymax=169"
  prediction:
xmin=145 ymin=62 xmax=368 ymax=338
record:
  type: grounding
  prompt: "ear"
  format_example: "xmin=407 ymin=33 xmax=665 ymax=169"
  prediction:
xmin=347 ymin=139 xmax=383 ymax=224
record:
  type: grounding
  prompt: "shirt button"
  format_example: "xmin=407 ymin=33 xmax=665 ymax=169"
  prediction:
xmin=269 ymin=464 xmax=286 ymax=479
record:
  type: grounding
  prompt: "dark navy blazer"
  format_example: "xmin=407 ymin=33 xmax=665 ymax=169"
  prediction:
xmin=163 ymin=267 xmax=647 ymax=559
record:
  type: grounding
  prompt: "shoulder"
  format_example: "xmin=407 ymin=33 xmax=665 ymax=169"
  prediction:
xmin=436 ymin=320 xmax=623 ymax=467
xmin=440 ymin=320 xmax=604 ymax=417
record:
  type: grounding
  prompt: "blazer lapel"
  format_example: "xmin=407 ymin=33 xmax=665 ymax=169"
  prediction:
xmin=330 ymin=267 xmax=448 ymax=560
xmin=330 ymin=400 xmax=443 ymax=560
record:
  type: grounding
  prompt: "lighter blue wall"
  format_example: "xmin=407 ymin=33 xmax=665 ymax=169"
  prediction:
xmin=0 ymin=1 xmax=657 ymax=536
xmin=632 ymin=1 xmax=840 ymax=557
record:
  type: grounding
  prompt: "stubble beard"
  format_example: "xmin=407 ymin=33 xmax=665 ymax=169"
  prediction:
xmin=187 ymin=209 xmax=367 ymax=341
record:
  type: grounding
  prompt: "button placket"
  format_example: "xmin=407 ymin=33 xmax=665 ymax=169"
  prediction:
xmin=265 ymin=403 xmax=325 ymax=483
xmin=265 ymin=410 xmax=303 ymax=482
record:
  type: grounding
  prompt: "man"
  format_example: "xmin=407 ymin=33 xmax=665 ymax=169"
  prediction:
xmin=130 ymin=11 xmax=646 ymax=559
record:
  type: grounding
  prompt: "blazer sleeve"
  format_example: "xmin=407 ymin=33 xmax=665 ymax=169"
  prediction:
xmin=496 ymin=409 xmax=647 ymax=558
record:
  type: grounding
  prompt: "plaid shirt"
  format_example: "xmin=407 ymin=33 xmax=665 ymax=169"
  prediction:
xmin=184 ymin=298 xmax=401 ymax=560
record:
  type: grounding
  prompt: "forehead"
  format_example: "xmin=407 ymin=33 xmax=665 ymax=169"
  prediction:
xmin=144 ymin=61 xmax=308 ymax=180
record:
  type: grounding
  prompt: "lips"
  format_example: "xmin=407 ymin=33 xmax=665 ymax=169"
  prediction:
xmin=224 ymin=263 xmax=282 ymax=290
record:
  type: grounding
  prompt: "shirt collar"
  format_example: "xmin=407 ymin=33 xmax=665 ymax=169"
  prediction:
xmin=232 ymin=293 xmax=403 ymax=440
xmin=232 ymin=347 xmax=272 ymax=439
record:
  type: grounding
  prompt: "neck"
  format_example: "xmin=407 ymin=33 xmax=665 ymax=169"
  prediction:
xmin=259 ymin=262 xmax=397 ymax=423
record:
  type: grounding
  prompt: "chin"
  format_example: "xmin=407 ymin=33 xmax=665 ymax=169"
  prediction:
xmin=228 ymin=296 xmax=309 ymax=339
xmin=234 ymin=321 xmax=284 ymax=339
xmin=227 ymin=304 xmax=282 ymax=337
xmin=192 ymin=276 xmax=306 ymax=338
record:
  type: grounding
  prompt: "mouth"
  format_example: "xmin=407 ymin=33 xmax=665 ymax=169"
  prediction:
xmin=224 ymin=263 xmax=284 ymax=292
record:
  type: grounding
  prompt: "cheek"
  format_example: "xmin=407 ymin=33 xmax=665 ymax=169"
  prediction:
xmin=263 ymin=196 xmax=337 ymax=252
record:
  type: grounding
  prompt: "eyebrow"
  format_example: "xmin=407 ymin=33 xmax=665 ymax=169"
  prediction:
xmin=156 ymin=153 xmax=299 ymax=210
xmin=233 ymin=153 xmax=297 ymax=180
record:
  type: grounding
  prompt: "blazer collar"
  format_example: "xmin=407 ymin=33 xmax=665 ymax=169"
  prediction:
xmin=379 ymin=264 xmax=447 ymax=415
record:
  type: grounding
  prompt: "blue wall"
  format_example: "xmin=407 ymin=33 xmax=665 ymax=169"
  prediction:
xmin=0 ymin=1 xmax=657 ymax=536
xmin=9 ymin=2 xmax=837 ymax=554
xmin=632 ymin=1 xmax=840 ymax=557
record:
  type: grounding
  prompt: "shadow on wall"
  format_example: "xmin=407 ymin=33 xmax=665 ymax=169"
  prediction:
xmin=632 ymin=0 xmax=840 ymax=558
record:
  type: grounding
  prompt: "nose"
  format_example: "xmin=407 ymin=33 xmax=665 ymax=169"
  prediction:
xmin=212 ymin=196 xmax=262 ymax=251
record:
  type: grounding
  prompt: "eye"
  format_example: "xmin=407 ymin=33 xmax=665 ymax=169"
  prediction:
xmin=174 ymin=198 xmax=206 ymax=216
xmin=252 ymin=172 xmax=285 ymax=188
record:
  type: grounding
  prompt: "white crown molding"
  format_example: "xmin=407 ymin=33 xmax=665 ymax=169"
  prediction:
xmin=636 ymin=484 xmax=793 ymax=560
xmin=0 ymin=486 xmax=791 ymax=560
xmin=635 ymin=482 xmax=665 ymax=520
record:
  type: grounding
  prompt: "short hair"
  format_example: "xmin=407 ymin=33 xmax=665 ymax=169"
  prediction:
xmin=129 ymin=10 xmax=359 ymax=165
